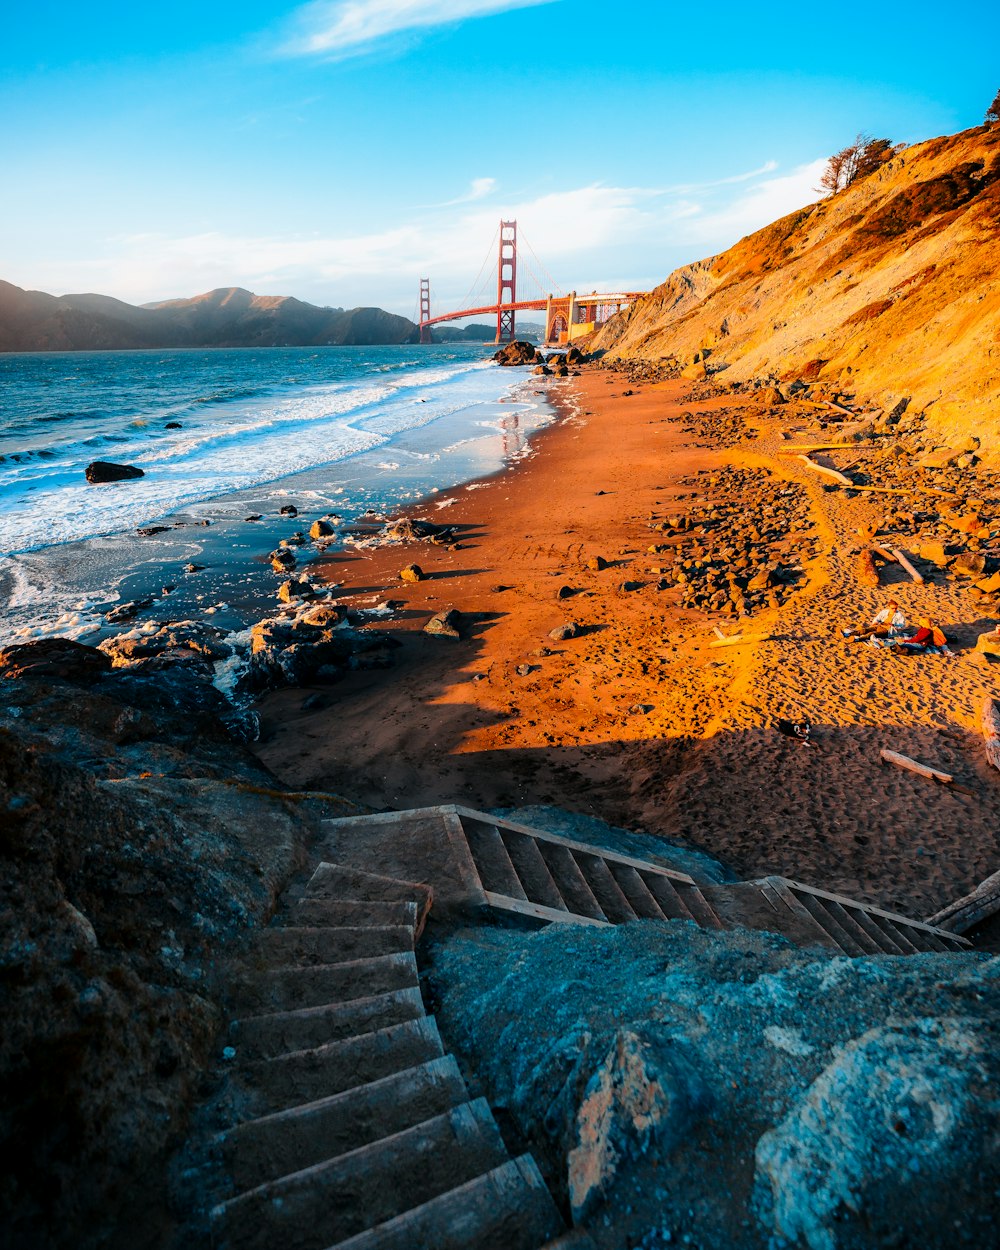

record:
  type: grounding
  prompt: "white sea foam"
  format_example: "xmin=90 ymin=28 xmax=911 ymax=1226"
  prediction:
xmin=0 ymin=357 xmax=522 ymax=555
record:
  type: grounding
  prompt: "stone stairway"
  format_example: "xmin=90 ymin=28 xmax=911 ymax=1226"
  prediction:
xmin=319 ymin=805 xmax=970 ymax=956
xmin=208 ymin=862 xmax=585 ymax=1250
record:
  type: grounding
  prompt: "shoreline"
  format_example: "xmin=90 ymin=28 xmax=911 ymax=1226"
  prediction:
xmin=253 ymin=362 xmax=1000 ymax=920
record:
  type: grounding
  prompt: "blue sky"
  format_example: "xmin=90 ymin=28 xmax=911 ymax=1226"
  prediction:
xmin=2 ymin=1 xmax=997 ymax=319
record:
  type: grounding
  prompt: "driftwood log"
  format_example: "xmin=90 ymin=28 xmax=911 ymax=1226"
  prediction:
xmin=797 ymin=455 xmax=854 ymax=487
xmin=983 ymin=696 xmax=1000 ymax=773
xmin=891 ymin=548 xmax=924 ymax=584
xmin=871 ymin=543 xmax=897 ymax=563
xmin=879 ymin=748 xmax=954 ymax=785
xmin=708 ymin=633 xmax=774 ymax=649
xmin=926 ymin=867 xmax=1000 ymax=934
xmin=856 ymin=548 xmax=880 ymax=587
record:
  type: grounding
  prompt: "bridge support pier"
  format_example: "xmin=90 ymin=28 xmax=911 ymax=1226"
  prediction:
xmin=419 ymin=278 xmax=431 ymax=344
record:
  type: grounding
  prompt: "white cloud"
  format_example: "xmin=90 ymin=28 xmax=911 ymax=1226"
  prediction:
xmin=13 ymin=159 xmax=826 ymax=315
xmin=280 ymin=0 xmax=560 ymax=58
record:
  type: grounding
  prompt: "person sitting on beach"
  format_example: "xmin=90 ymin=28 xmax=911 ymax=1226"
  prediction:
xmin=842 ymin=599 xmax=906 ymax=642
xmin=890 ymin=617 xmax=950 ymax=655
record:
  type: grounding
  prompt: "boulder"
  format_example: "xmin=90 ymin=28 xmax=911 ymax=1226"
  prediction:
xmin=105 ymin=598 xmax=156 ymax=623
xmin=953 ymin=552 xmax=987 ymax=577
xmin=549 ymin=621 xmax=581 ymax=641
xmin=164 ymin=421 xmax=182 ymax=429
xmin=681 ymin=361 xmax=708 ymax=381
xmin=309 ymin=519 xmax=335 ymax=540
xmin=493 ymin=341 xmax=538 ymax=366
xmin=424 ymin=608 xmax=463 ymax=639
xmin=85 ymin=461 xmax=145 ymax=483
xmin=270 ymin=548 xmax=296 ymax=571
xmin=759 ymin=386 xmax=785 ymax=406
xmin=384 ymin=518 xmax=451 ymax=542
xmin=0 ymin=638 xmax=112 ymax=684
xmin=556 ymin=585 xmax=575 ymax=600
xmin=300 ymin=604 xmax=348 ymax=628
xmin=277 ymin=579 xmax=313 ymax=604
xmin=400 ymin=564 xmax=425 ymax=583
xmin=533 ymin=364 xmax=552 ymax=376
xmin=919 ymin=540 xmax=951 ymax=567
xmin=279 ymin=504 xmax=298 ymax=516
xmin=246 ymin=617 xmax=399 ymax=690
xmin=975 ymin=628 xmax=1000 ymax=659
xmin=976 ymin=572 xmax=1000 ymax=595
xmin=565 ymin=347 xmax=585 ymax=365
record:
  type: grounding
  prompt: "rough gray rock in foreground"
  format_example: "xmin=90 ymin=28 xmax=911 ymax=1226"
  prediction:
xmin=428 ymin=921 xmax=1000 ymax=1250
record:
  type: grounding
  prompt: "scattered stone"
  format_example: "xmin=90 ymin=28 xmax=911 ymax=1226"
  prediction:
xmin=587 ymin=556 xmax=608 ymax=571
xmin=515 ymin=664 xmax=535 ymax=677
xmin=619 ymin=581 xmax=642 ymax=593
xmin=300 ymin=604 xmax=348 ymax=628
xmin=244 ymin=514 xmax=263 ymax=522
xmin=105 ymin=599 xmax=155 ymax=623
xmin=136 ymin=525 xmax=170 ymax=537
xmin=282 ymin=532 xmax=306 ymax=547
xmin=384 ymin=517 xmax=452 ymax=542
xmin=309 ymin=519 xmax=335 ymax=540
xmin=164 ymin=421 xmax=182 ymax=429
xmin=85 ymin=461 xmax=145 ymax=483
xmin=975 ymin=628 xmax=1000 ymax=659
xmin=183 ymin=563 xmax=205 ymax=573
xmin=533 ymin=364 xmax=551 ymax=376
xmin=490 ymin=584 xmax=511 ymax=593
xmin=550 ymin=621 xmax=581 ymax=641
xmin=556 ymin=585 xmax=575 ymax=600
xmin=976 ymin=572 xmax=1000 ymax=594
xmin=424 ymin=608 xmax=463 ymax=639
xmin=279 ymin=504 xmax=298 ymax=516
xmin=400 ymin=564 xmax=426 ymax=583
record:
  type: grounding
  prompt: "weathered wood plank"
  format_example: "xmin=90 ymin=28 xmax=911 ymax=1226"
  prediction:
xmin=891 ymin=547 xmax=924 ymax=584
xmin=880 ymin=748 xmax=953 ymax=785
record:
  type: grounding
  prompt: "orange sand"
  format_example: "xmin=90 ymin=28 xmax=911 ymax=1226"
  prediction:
xmin=254 ymin=370 xmax=1000 ymax=920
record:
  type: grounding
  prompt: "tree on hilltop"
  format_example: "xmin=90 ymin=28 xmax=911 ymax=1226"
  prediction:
xmin=987 ymin=89 xmax=1000 ymax=124
xmin=818 ymin=133 xmax=896 ymax=196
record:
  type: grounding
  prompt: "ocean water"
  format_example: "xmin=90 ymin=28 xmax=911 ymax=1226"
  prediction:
xmin=0 ymin=344 xmax=557 ymax=645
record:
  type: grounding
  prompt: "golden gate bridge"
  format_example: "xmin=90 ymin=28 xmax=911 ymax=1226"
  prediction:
xmin=418 ymin=220 xmax=648 ymax=346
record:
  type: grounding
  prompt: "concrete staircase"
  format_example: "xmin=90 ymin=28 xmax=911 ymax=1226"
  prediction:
xmin=319 ymin=805 xmax=970 ymax=956
xmin=208 ymin=862 xmax=583 ymax=1250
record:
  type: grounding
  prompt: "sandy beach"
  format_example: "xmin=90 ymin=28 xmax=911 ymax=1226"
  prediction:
xmin=254 ymin=367 xmax=1000 ymax=921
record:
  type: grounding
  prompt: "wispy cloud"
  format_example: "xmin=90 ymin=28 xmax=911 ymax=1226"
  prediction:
xmin=279 ymin=0 xmax=560 ymax=59
xmin=18 ymin=159 xmax=824 ymax=313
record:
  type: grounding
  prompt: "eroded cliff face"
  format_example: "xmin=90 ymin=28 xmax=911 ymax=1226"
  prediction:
xmin=595 ymin=125 xmax=1000 ymax=454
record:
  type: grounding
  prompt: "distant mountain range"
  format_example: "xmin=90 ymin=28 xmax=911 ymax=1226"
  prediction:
xmin=0 ymin=282 xmax=420 ymax=351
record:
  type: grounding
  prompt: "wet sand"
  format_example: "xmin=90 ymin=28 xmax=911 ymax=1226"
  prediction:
xmin=253 ymin=368 xmax=1000 ymax=920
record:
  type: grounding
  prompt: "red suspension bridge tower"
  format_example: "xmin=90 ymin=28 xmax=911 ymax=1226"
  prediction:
xmin=495 ymin=220 xmax=517 ymax=343
xmin=419 ymin=278 xmax=431 ymax=345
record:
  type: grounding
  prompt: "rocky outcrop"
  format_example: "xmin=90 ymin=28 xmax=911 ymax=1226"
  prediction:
xmin=594 ymin=125 xmax=1000 ymax=457
xmin=493 ymin=340 xmax=539 ymax=366
xmin=0 ymin=646 xmax=361 ymax=1250
xmin=245 ymin=614 xmax=400 ymax=691
xmin=431 ymin=919 xmax=1000 ymax=1250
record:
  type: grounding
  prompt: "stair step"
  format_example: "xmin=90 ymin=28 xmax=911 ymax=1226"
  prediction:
xmin=535 ymin=842 xmax=608 ymax=922
xmin=847 ymin=905 xmax=908 ymax=955
xmin=674 ymin=883 xmax=725 ymax=929
xmin=212 ymin=1098 xmax=509 ymax=1250
xmin=237 ymin=1016 xmax=444 ymax=1115
xmin=221 ymin=1054 xmax=469 ymax=1192
xmin=795 ymin=891 xmax=868 ymax=956
xmin=305 ymin=863 xmax=433 ymax=926
xmin=234 ymin=950 xmax=420 ymax=1014
xmin=822 ymin=900 xmax=883 ymax=955
xmin=503 ymin=831 xmax=568 ymax=912
xmin=607 ymin=863 xmax=666 ymax=920
xmin=464 ymin=819 xmax=528 ymax=899
xmin=641 ymin=872 xmax=696 ymax=923
xmin=574 ymin=853 xmax=638 ymax=923
xmin=284 ymin=899 xmax=419 ymax=930
xmin=868 ymin=913 xmax=921 ymax=954
xmin=231 ymin=986 xmax=426 ymax=1062
xmin=328 ymin=1154 xmax=565 ymax=1250
xmin=255 ymin=925 xmax=414 ymax=967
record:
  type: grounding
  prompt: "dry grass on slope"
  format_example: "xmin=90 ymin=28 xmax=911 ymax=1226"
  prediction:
xmin=598 ymin=126 xmax=1000 ymax=456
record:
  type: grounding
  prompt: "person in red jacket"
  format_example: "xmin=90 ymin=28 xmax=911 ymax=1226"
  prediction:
xmin=891 ymin=617 xmax=948 ymax=654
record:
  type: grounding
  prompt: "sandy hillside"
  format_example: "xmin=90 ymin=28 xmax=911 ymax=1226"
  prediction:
xmin=594 ymin=125 xmax=1000 ymax=456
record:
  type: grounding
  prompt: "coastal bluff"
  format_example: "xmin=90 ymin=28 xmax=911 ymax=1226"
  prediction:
xmin=594 ymin=124 xmax=1000 ymax=458
xmin=0 ymin=282 xmax=419 ymax=351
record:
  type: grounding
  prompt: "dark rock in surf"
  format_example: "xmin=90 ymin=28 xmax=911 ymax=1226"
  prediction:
xmin=85 ymin=461 xmax=144 ymax=484
xmin=0 ymin=639 xmax=111 ymax=684
xmin=493 ymin=341 xmax=539 ymax=366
